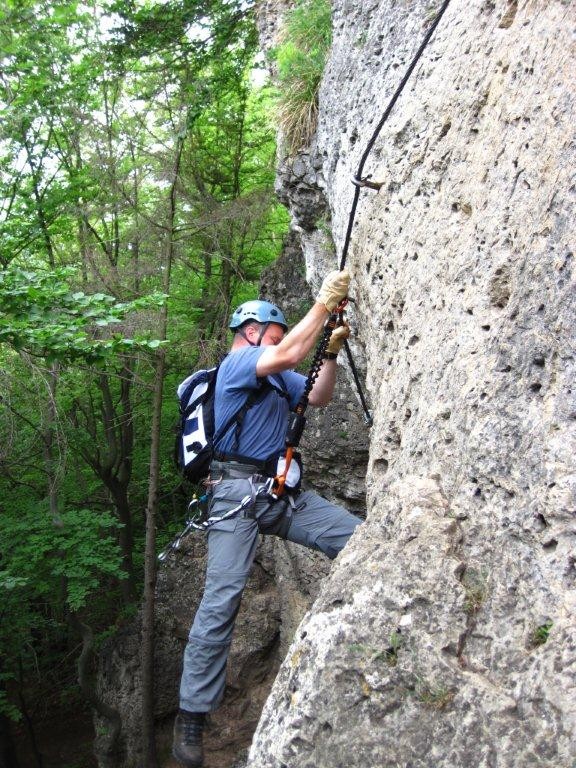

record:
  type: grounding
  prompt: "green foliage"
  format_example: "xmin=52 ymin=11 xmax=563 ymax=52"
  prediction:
xmin=415 ymin=677 xmax=455 ymax=710
xmin=0 ymin=502 xmax=125 ymax=719
xmin=0 ymin=506 xmax=125 ymax=612
xmin=0 ymin=678 xmax=21 ymax=722
xmin=461 ymin=567 xmax=488 ymax=615
xmin=0 ymin=265 xmax=166 ymax=362
xmin=347 ymin=630 xmax=402 ymax=667
xmin=384 ymin=630 xmax=402 ymax=666
xmin=531 ymin=620 xmax=553 ymax=647
xmin=274 ymin=0 xmax=332 ymax=152
xmin=0 ymin=0 xmax=289 ymax=738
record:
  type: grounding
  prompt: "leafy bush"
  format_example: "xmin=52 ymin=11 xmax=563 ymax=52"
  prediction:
xmin=0 ymin=505 xmax=125 ymax=719
xmin=0 ymin=507 xmax=125 ymax=613
xmin=274 ymin=0 xmax=332 ymax=153
xmin=0 ymin=265 xmax=166 ymax=363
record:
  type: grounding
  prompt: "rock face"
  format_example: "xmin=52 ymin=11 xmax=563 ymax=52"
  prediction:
xmin=249 ymin=1 xmax=576 ymax=767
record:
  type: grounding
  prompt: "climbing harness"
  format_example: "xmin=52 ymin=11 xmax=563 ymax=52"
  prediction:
xmin=158 ymin=482 xmax=266 ymax=559
xmin=158 ymin=476 xmax=282 ymax=560
xmin=158 ymin=494 xmax=210 ymax=561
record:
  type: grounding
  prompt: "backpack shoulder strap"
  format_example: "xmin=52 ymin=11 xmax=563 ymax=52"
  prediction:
xmin=229 ymin=373 xmax=293 ymax=450
xmin=265 ymin=372 xmax=289 ymax=399
xmin=213 ymin=372 xmax=289 ymax=453
xmin=213 ymin=383 xmax=266 ymax=452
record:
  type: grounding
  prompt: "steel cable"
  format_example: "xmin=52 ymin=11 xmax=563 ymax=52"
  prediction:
xmin=339 ymin=0 xmax=452 ymax=270
xmin=277 ymin=0 xmax=453 ymax=486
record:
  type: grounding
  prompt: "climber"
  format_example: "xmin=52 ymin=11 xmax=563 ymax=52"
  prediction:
xmin=172 ymin=270 xmax=362 ymax=768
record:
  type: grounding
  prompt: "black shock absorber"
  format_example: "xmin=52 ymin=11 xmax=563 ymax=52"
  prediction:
xmin=286 ymin=307 xmax=343 ymax=449
xmin=273 ymin=302 xmax=351 ymax=496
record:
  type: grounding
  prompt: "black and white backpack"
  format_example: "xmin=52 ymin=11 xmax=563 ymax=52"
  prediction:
xmin=176 ymin=367 xmax=219 ymax=483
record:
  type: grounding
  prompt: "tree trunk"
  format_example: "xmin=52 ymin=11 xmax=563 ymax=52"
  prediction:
xmin=14 ymin=657 xmax=44 ymax=768
xmin=141 ymin=127 xmax=185 ymax=768
xmin=69 ymin=366 xmax=137 ymax=603
xmin=0 ymin=712 xmax=20 ymax=768
xmin=141 ymin=348 xmax=165 ymax=768
xmin=108 ymin=477 xmax=136 ymax=604
xmin=69 ymin=614 xmax=122 ymax=765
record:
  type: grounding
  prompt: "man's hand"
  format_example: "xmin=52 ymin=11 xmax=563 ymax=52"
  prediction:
xmin=316 ymin=269 xmax=350 ymax=312
xmin=326 ymin=323 xmax=350 ymax=356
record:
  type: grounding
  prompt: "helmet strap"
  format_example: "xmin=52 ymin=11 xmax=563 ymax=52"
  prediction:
xmin=238 ymin=322 xmax=269 ymax=347
xmin=255 ymin=322 xmax=269 ymax=346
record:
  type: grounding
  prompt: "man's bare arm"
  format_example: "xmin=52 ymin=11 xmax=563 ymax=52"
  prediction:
xmin=308 ymin=358 xmax=336 ymax=406
xmin=255 ymin=303 xmax=328 ymax=377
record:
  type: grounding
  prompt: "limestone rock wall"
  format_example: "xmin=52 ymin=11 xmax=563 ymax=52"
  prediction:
xmin=249 ymin=1 xmax=576 ymax=766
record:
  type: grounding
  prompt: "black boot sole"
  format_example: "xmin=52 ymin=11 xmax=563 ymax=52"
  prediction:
xmin=172 ymin=746 xmax=203 ymax=768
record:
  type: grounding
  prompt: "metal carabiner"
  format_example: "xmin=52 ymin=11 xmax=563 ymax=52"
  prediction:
xmin=158 ymin=493 xmax=211 ymax=561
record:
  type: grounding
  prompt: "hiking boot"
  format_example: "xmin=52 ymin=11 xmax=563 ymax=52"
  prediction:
xmin=172 ymin=710 xmax=205 ymax=768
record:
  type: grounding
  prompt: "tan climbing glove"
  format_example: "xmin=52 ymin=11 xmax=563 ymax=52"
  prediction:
xmin=316 ymin=269 xmax=350 ymax=312
xmin=326 ymin=323 xmax=351 ymax=356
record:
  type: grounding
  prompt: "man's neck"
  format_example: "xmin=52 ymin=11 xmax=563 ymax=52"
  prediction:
xmin=230 ymin=337 xmax=251 ymax=352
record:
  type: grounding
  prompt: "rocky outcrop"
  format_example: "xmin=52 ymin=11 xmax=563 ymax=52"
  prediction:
xmin=96 ymin=0 xmax=574 ymax=765
xmin=250 ymin=1 xmax=576 ymax=766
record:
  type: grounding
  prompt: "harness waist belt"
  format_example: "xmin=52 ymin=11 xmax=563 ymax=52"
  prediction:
xmin=213 ymin=452 xmax=278 ymax=475
xmin=210 ymin=459 xmax=273 ymax=482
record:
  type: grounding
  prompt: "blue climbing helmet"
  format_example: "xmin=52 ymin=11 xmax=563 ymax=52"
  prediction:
xmin=229 ymin=300 xmax=288 ymax=332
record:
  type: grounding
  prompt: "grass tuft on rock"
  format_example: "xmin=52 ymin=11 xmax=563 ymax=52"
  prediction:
xmin=273 ymin=0 xmax=332 ymax=153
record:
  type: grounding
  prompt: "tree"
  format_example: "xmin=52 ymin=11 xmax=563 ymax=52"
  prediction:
xmin=0 ymin=0 xmax=288 ymax=762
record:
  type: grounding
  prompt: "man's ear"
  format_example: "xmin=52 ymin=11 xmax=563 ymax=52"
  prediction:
xmin=243 ymin=324 xmax=256 ymax=341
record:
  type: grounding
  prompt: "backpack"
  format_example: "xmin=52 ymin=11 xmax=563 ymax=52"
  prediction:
xmin=175 ymin=364 xmax=288 ymax=484
xmin=176 ymin=366 xmax=219 ymax=483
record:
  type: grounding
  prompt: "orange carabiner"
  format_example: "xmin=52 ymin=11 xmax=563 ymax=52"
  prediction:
xmin=334 ymin=297 xmax=349 ymax=314
xmin=272 ymin=445 xmax=294 ymax=497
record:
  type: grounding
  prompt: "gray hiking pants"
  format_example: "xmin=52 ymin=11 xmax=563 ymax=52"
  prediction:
xmin=179 ymin=471 xmax=361 ymax=713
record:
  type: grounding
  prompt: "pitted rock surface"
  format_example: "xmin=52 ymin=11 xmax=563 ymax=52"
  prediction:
xmin=249 ymin=1 xmax=575 ymax=767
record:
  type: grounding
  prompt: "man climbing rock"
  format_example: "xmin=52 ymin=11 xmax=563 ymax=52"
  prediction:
xmin=173 ymin=269 xmax=362 ymax=768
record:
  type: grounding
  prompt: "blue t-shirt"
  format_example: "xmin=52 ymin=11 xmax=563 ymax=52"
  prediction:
xmin=214 ymin=346 xmax=306 ymax=461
